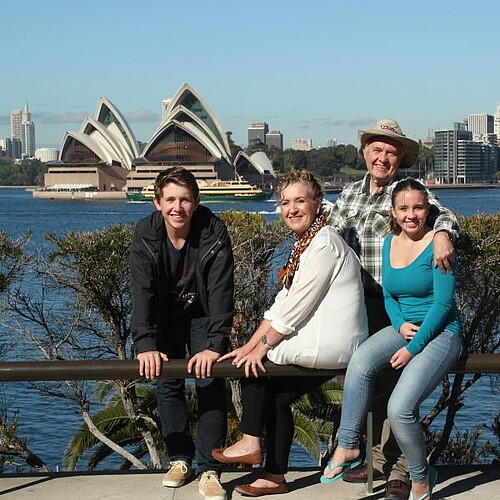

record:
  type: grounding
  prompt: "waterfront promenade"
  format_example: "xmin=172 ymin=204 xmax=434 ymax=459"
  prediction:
xmin=1 ymin=465 xmax=499 ymax=499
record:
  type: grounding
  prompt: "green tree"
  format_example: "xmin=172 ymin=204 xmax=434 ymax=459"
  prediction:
xmin=0 ymin=232 xmax=50 ymax=472
xmin=226 ymin=131 xmax=243 ymax=161
xmin=246 ymin=139 xmax=267 ymax=156
xmin=3 ymin=224 xmax=162 ymax=470
xmin=64 ymin=382 xmax=165 ymax=470
xmin=342 ymin=144 xmax=364 ymax=170
xmin=282 ymin=149 xmax=308 ymax=172
xmin=307 ymin=148 xmax=338 ymax=177
xmin=0 ymin=159 xmax=47 ymax=186
xmin=291 ymin=378 xmax=344 ymax=463
xmin=2 ymin=213 xmax=290 ymax=471
xmin=219 ymin=211 xmax=290 ymax=418
xmin=423 ymin=213 xmax=500 ymax=464
xmin=1 ymin=213 xmax=498 ymax=471
xmin=0 ymin=232 xmax=29 ymax=293
xmin=267 ymin=146 xmax=284 ymax=173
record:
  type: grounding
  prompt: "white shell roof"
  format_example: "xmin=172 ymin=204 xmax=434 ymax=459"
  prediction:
xmin=235 ymin=150 xmax=275 ymax=177
xmin=59 ymin=83 xmax=232 ymax=171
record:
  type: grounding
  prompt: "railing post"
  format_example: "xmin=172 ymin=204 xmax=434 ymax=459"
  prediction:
xmin=366 ymin=409 xmax=373 ymax=493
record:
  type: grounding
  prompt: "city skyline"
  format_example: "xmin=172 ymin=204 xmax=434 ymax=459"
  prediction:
xmin=1 ymin=0 xmax=499 ymax=150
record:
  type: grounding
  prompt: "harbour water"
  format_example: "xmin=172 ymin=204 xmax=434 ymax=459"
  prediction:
xmin=0 ymin=187 xmax=498 ymax=471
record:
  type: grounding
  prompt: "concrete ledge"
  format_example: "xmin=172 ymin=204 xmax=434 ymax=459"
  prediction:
xmin=1 ymin=465 xmax=499 ymax=499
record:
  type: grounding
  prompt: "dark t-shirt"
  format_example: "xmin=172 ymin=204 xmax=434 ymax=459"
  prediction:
xmin=165 ymin=237 xmax=201 ymax=318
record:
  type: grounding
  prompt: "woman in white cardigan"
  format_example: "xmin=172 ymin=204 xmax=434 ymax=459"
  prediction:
xmin=212 ymin=170 xmax=368 ymax=497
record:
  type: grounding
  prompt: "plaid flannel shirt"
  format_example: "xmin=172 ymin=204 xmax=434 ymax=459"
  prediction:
xmin=324 ymin=173 xmax=459 ymax=295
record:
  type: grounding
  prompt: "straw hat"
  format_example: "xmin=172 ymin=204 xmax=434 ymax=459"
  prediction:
xmin=358 ymin=118 xmax=420 ymax=168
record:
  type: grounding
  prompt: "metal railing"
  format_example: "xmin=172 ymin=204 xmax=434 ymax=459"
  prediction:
xmin=1 ymin=353 xmax=499 ymax=492
xmin=1 ymin=354 xmax=499 ymax=382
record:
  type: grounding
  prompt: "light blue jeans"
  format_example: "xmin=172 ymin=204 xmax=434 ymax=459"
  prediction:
xmin=338 ymin=326 xmax=463 ymax=483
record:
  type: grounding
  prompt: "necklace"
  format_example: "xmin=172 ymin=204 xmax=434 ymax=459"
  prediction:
xmin=278 ymin=215 xmax=326 ymax=289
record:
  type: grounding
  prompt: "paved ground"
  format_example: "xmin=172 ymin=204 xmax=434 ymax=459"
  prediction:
xmin=1 ymin=465 xmax=499 ymax=499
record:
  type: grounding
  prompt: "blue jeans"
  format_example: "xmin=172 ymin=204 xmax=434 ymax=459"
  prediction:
xmin=338 ymin=326 xmax=463 ymax=483
xmin=156 ymin=317 xmax=227 ymax=475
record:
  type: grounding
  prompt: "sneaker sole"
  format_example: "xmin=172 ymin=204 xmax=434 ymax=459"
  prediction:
xmin=162 ymin=479 xmax=185 ymax=487
xmin=198 ymin=487 xmax=226 ymax=500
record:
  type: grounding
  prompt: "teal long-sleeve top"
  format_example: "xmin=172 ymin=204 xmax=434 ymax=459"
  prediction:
xmin=382 ymin=234 xmax=461 ymax=357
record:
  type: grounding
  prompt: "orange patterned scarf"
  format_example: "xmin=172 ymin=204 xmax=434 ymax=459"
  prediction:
xmin=278 ymin=214 xmax=327 ymax=289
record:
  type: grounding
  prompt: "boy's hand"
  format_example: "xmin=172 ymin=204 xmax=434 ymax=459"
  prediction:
xmin=187 ymin=349 xmax=220 ymax=378
xmin=137 ymin=351 xmax=169 ymax=379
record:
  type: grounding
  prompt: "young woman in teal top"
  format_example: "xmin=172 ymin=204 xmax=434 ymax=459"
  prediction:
xmin=321 ymin=178 xmax=463 ymax=500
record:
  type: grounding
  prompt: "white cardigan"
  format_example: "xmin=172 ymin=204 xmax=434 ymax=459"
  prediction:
xmin=265 ymin=226 xmax=368 ymax=369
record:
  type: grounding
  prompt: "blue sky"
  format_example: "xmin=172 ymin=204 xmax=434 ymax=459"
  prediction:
xmin=1 ymin=0 xmax=498 ymax=150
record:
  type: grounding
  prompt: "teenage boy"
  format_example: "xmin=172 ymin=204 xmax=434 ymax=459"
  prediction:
xmin=130 ymin=167 xmax=234 ymax=500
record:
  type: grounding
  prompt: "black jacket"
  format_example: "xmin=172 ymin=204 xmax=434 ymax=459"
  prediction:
xmin=130 ymin=205 xmax=234 ymax=355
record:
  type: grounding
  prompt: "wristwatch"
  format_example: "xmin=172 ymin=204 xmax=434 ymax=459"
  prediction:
xmin=261 ymin=334 xmax=272 ymax=349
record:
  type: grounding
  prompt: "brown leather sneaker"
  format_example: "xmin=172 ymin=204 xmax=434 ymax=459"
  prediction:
xmin=385 ymin=479 xmax=410 ymax=500
xmin=342 ymin=463 xmax=385 ymax=483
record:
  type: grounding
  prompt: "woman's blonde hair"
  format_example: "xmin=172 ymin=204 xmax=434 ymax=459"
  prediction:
xmin=275 ymin=169 xmax=325 ymax=202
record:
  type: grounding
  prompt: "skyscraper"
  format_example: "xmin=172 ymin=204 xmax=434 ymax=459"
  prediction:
xmin=494 ymin=104 xmax=500 ymax=145
xmin=10 ymin=105 xmax=34 ymax=158
xmin=265 ymin=130 xmax=283 ymax=150
xmin=248 ymin=122 xmax=269 ymax=146
xmin=467 ymin=113 xmax=494 ymax=138
xmin=434 ymin=125 xmax=496 ymax=183
xmin=434 ymin=128 xmax=472 ymax=183
xmin=22 ymin=120 xmax=36 ymax=158
xmin=10 ymin=109 xmax=23 ymax=141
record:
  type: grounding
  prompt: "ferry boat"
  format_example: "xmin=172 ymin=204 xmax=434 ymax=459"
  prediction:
xmin=126 ymin=179 xmax=273 ymax=202
xmin=126 ymin=184 xmax=155 ymax=201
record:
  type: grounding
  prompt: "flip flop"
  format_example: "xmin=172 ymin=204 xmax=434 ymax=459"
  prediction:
xmin=320 ymin=457 xmax=363 ymax=484
xmin=409 ymin=466 xmax=438 ymax=500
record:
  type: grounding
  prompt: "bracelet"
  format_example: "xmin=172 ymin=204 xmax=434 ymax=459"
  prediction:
xmin=261 ymin=334 xmax=272 ymax=350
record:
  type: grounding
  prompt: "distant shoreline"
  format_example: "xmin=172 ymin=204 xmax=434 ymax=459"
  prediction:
xmin=325 ymin=183 xmax=499 ymax=193
xmin=426 ymin=183 xmax=499 ymax=190
xmin=0 ymin=184 xmax=497 ymax=201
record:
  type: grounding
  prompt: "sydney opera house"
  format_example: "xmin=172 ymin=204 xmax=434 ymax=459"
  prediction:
xmin=36 ymin=83 xmax=275 ymax=197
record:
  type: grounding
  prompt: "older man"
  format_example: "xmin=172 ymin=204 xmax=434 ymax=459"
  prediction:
xmin=326 ymin=118 xmax=458 ymax=500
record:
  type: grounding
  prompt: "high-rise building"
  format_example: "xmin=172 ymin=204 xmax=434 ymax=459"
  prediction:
xmin=494 ymin=104 xmax=500 ymax=145
xmin=0 ymin=139 xmax=9 ymax=157
xmin=467 ymin=113 xmax=494 ymax=138
xmin=326 ymin=138 xmax=337 ymax=148
xmin=434 ymin=128 xmax=472 ymax=183
xmin=11 ymin=138 xmax=22 ymax=159
xmin=248 ymin=122 xmax=269 ymax=146
xmin=11 ymin=106 xmax=31 ymax=140
xmin=22 ymin=120 xmax=36 ymax=158
xmin=10 ymin=109 xmax=23 ymax=141
xmin=291 ymin=138 xmax=313 ymax=151
xmin=10 ymin=105 xmax=34 ymax=159
xmin=0 ymin=138 xmax=22 ymax=159
xmin=434 ymin=127 xmax=497 ymax=183
xmin=265 ymin=130 xmax=283 ymax=150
